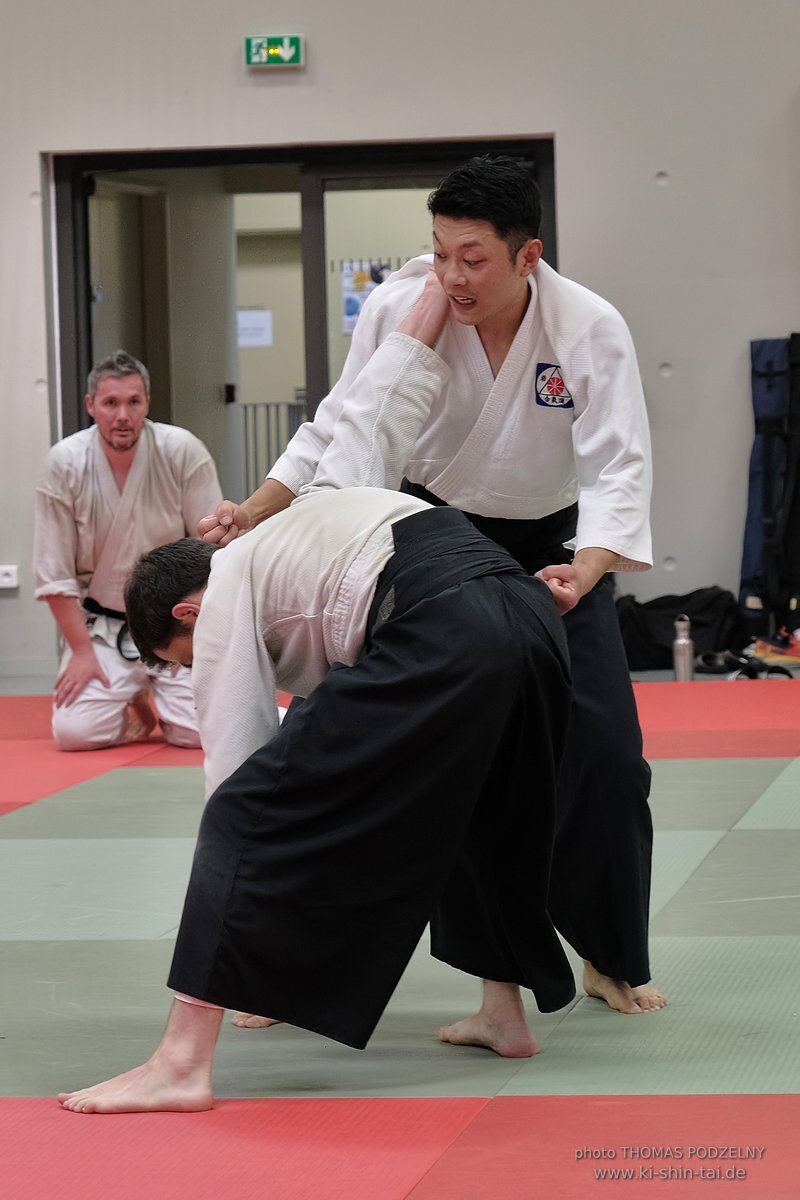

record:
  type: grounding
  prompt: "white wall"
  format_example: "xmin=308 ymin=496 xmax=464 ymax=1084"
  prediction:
xmin=3 ymin=0 xmax=800 ymax=675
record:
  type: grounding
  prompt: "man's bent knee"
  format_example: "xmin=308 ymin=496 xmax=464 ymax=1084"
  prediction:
xmin=160 ymin=721 xmax=201 ymax=749
xmin=52 ymin=704 xmax=127 ymax=751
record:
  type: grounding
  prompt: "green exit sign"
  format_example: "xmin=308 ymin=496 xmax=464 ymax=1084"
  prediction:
xmin=245 ymin=36 xmax=305 ymax=68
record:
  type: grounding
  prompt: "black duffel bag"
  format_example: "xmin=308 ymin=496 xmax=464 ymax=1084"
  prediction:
xmin=615 ymin=586 xmax=749 ymax=670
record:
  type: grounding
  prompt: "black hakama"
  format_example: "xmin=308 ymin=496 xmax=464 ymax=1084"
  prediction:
xmin=168 ymin=507 xmax=575 ymax=1048
xmin=402 ymin=483 xmax=654 ymax=987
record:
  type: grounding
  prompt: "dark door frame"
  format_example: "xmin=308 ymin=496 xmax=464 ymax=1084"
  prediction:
xmin=51 ymin=136 xmax=555 ymax=434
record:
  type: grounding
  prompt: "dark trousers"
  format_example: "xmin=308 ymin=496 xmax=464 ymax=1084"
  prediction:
xmin=402 ymin=483 xmax=654 ymax=986
xmin=168 ymin=507 xmax=576 ymax=1048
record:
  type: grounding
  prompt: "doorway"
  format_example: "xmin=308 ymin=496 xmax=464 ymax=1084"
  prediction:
xmin=49 ymin=137 xmax=556 ymax=497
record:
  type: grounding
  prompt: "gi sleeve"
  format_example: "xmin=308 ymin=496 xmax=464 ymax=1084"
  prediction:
xmin=192 ymin=552 xmax=280 ymax=800
xmin=269 ymin=269 xmax=429 ymax=494
xmin=569 ymin=310 xmax=653 ymax=570
xmin=33 ymin=451 xmax=82 ymax=599
xmin=300 ymin=333 xmax=450 ymax=496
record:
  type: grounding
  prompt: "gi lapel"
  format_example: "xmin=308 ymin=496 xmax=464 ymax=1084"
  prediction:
xmin=425 ymin=278 xmax=540 ymax=501
xmin=86 ymin=425 xmax=150 ymax=610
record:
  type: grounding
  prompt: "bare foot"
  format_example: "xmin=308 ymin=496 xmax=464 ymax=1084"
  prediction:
xmin=583 ymin=962 xmax=667 ymax=1013
xmin=124 ymin=689 xmax=157 ymax=742
xmin=57 ymin=1057 xmax=213 ymax=1114
xmin=437 ymin=979 xmax=540 ymax=1058
xmin=630 ymin=983 xmax=668 ymax=1011
xmin=438 ymin=1013 xmax=540 ymax=1058
xmin=231 ymin=1012 xmax=283 ymax=1029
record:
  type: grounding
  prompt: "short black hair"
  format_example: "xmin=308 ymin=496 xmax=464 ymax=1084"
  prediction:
xmin=124 ymin=538 xmax=216 ymax=667
xmin=427 ymin=155 xmax=542 ymax=259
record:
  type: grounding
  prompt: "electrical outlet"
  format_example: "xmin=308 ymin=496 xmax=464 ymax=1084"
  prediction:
xmin=0 ymin=564 xmax=19 ymax=589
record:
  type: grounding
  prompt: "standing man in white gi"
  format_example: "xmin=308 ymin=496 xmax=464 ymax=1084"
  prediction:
xmin=34 ymin=349 xmax=223 ymax=751
xmin=200 ymin=155 xmax=665 ymax=1023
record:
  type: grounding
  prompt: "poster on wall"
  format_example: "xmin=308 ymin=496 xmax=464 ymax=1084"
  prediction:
xmin=237 ymin=309 xmax=273 ymax=347
xmin=341 ymin=261 xmax=392 ymax=334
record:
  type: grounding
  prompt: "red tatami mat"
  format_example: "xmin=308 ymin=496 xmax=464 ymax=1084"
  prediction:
xmin=634 ymin=679 xmax=800 ymax=758
xmin=2 ymin=682 xmax=800 ymax=816
xmin=0 ymin=1096 xmax=485 ymax=1200
xmin=0 ymin=738 xmax=169 ymax=815
xmin=0 ymin=696 xmax=201 ymax=811
xmin=1 ymin=1094 xmax=796 ymax=1200
xmin=0 ymin=694 xmax=53 ymax=739
xmin=128 ymin=743 xmax=204 ymax=767
xmin=405 ymin=1094 xmax=798 ymax=1200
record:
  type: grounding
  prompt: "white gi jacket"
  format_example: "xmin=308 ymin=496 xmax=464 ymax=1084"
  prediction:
xmin=194 ymin=334 xmax=446 ymax=797
xmin=34 ymin=420 xmax=223 ymax=644
xmin=270 ymin=256 xmax=653 ymax=571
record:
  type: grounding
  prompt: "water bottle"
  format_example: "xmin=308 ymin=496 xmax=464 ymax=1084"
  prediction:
xmin=673 ymin=614 xmax=694 ymax=681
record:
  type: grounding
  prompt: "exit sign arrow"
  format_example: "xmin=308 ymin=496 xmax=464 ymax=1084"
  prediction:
xmin=245 ymin=35 xmax=305 ymax=69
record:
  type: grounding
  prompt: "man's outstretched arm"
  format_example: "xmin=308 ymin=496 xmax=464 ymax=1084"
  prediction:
xmin=198 ymin=273 xmax=447 ymax=543
xmin=197 ymin=478 xmax=296 ymax=546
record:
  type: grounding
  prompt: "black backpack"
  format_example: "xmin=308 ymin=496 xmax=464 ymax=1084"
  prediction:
xmin=615 ymin=587 xmax=749 ymax=670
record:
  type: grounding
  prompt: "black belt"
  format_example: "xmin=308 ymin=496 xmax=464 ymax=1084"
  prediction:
xmin=83 ymin=598 xmax=139 ymax=661
xmin=399 ymin=480 xmax=577 ymax=575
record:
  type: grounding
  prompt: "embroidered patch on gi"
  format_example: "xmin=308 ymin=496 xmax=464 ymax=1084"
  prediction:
xmin=535 ymin=363 xmax=574 ymax=408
